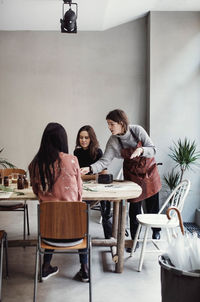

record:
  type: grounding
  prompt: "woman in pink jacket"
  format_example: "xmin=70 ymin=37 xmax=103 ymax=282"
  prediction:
xmin=29 ymin=122 xmax=88 ymax=282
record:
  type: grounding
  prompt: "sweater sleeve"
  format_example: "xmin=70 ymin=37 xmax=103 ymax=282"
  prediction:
xmin=91 ymin=137 xmax=118 ymax=174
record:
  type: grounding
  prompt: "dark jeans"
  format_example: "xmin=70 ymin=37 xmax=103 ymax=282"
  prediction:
xmin=129 ymin=192 xmax=161 ymax=240
xmin=100 ymin=200 xmax=112 ymax=239
xmin=44 ymin=248 xmax=88 ymax=266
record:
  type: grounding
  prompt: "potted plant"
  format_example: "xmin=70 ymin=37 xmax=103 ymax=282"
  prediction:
xmin=164 ymin=138 xmax=200 ymax=191
xmin=0 ymin=148 xmax=15 ymax=168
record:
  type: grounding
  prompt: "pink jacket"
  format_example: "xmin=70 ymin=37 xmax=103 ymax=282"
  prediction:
xmin=30 ymin=152 xmax=82 ymax=202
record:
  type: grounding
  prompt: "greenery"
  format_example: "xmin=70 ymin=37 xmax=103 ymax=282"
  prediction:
xmin=0 ymin=184 xmax=13 ymax=192
xmin=163 ymin=169 xmax=180 ymax=191
xmin=164 ymin=138 xmax=200 ymax=190
xmin=0 ymin=148 xmax=16 ymax=168
xmin=0 ymin=184 xmax=24 ymax=195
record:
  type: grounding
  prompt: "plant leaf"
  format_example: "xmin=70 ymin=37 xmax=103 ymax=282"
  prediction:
xmin=163 ymin=169 xmax=180 ymax=191
xmin=169 ymin=138 xmax=200 ymax=171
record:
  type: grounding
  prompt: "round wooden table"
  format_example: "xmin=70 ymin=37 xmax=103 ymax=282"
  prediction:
xmin=83 ymin=180 xmax=142 ymax=273
xmin=0 ymin=180 xmax=142 ymax=273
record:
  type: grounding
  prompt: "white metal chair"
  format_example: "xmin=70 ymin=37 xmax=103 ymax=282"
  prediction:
xmin=131 ymin=179 xmax=191 ymax=271
xmin=34 ymin=201 xmax=92 ymax=302
xmin=0 ymin=230 xmax=8 ymax=301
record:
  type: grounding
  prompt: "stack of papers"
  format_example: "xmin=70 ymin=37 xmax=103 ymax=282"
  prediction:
xmin=83 ymin=184 xmax=134 ymax=192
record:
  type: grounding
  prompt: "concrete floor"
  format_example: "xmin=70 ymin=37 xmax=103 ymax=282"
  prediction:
xmin=1 ymin=202 xmax=163 ymax=302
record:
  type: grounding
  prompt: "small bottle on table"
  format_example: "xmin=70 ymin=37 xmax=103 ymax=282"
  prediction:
xmin=17 ymin=175 xmax=24 ymax=189
xmin=4 ymin=176 xmax=9 ymax=187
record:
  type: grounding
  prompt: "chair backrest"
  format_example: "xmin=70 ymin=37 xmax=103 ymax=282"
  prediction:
xmin=0 ymin=230 xmax=6 ymax=241
xmin=159 ymin=179 xmax=191 ymax=214
xmin=0 ymin=168 xmax=26 ymax=177
xmin=39 ymin=201 xmax=88 ymax=240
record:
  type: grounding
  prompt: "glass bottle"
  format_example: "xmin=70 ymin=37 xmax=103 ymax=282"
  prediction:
xmin=17 ymin=175 xmax=24 ymax=190
xmin=23 ymin=175 xmax=28 ymax=189
xmin=4 ymin=176 xmax=9 ymax=187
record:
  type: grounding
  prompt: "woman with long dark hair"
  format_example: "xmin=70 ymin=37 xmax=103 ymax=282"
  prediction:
xmin=81 ymin=110 xmax=161 ymax=253
xmin=74 ymin=125 xmax=112 ymax=239
xmin=29 ymin=122 xmax=88 ymax=282
xmin=74 ymin=125 xmax=102 ymax=168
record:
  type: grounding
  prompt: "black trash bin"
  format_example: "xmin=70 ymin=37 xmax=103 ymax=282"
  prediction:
xmin=159 ymin=255 xmax=200 ymax=302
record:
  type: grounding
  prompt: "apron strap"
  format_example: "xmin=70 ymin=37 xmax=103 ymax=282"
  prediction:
xmin=117 ymin=137 xmax=124 ymax=149
xmin=117 ymin=127 xmax=139 ymax=149
xmin=129 ymin=128 xmax=139 ymax=143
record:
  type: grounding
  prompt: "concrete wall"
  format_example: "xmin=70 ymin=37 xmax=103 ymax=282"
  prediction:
xmin=1 ymin=12 xmax=199 ymax=222
xmin=149 ymin=12 xmax=200 ymax=221
xmin=0 ymin=18 xmax=147 ymax=177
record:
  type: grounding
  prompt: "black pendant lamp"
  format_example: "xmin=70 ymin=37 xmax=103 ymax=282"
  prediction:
xmin=60 ymin=0 xmax=78 ymax=33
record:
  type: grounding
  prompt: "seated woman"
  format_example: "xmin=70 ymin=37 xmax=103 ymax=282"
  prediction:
xmin=29 ymin=122 xmax=88 ymax=282
xmin=74 ymin=125 xmax=112 ymax=239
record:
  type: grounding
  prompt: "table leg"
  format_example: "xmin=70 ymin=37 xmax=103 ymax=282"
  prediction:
xmin=112 ymin=202 xmax=119 ymax=238
xmin=115 ymin=199 xmax=127 ymax=273
xmin=110 ymin=202 xmax=119 ymax=262
xmin=23 ymin=200 xmax=26 ymax=240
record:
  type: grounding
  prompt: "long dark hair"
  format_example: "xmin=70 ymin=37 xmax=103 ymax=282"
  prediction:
xmin=75 ymin=125 xmax=99 ymax=160
xmin=30 ymin=122 xmax=68 ymax=192
xmin=106 ymin=109 xmax=129 ymax=133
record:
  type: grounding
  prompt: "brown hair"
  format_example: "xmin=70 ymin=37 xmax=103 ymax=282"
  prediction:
xmin=75 ymin=125 xmax=100 ymax=160
xmin=29 ymin=122 xmax=68 ymax=192
xmin=106 ymin=109 xmax=129 ymax=133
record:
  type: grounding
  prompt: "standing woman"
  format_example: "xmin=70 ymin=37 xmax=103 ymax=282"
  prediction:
xmin=74 ymin=125 xmax=112 ymax=239
xmin=81 ymin=110 xmax=161 ymax=252
xmin=29 ymin=122 xmax=89 ymax=282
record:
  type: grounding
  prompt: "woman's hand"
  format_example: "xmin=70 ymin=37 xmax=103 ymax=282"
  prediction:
xmin=80 ymin=167 xmax=90 ymax=175
xmin=130 ymin=147 xmax=144 ymax=159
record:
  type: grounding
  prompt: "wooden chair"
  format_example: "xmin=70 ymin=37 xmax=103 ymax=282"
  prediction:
xmin=130 ymin=179 xmax=191 ymax=271
xmin=0 ymin=230 xmax=8 ymax=301
xmin=34 ymin=201 xmax=92 ymax=302
xmin=0 ymin=169 xmax=30 ymax=239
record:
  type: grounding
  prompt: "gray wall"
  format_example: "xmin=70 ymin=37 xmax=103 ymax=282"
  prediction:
xmin=149 ymin=12 xmax=200 ymax=221
xmin=0 ymin=19 xmax=147 ymax=178
xmin=1 ymin=12 xmax=199 ymax=221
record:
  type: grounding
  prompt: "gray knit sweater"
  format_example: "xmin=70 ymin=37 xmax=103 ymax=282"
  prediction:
xmin=91 ymin=125 xmax=156 ymax=174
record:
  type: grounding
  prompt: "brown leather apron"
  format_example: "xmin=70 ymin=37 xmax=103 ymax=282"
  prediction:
xmin=118 ymin=129 xmax=161 ymax=203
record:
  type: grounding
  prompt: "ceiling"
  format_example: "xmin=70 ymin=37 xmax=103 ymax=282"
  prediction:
xmin=0 ymin=0 xmax=200 ymax=31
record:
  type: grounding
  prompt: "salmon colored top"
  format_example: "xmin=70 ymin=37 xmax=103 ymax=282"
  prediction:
xmin=29 ymin=152 xmax=82 ymax=202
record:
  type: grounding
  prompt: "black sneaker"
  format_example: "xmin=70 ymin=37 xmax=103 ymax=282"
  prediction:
xmin=152 ymin=230 xmax=161 ymax=240
xmin=126 ymin=242 xmax=139 ymax=253
xmin=42 ymin=265 xmax=59 ymax=281
xmin=125 ymin=229 xmax=129 ymax=237
xmin=79 ymin=265 xmax=89 ymax=282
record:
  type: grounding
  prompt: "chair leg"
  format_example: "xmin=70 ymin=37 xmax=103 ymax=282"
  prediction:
xmin=130 ymin=224 xmax=141 ymax=257
xmin=138 ymin=226 xmax=149 ymax=272
xmin=166 ymin=228 xmax=171 ymax=243
xmin=23 ymin=205 xmax=26 ymax=240
xmin=88 ymin=238 xmax=92 ymax=302
xmin=39 ymin=253 xmax=42 ymax=283
xmin=4 ymin=234 xmax=8 ymax=278
xmin=26 ymin=204 xmax=30 ymax=236
xmin=33 ymin=247 xmax=39 ymax=302
xmin=0 ymin=237 xmax=3 ymax=302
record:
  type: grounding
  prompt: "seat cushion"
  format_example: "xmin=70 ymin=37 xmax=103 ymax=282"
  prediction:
xmin=137 ymin=214 xmax=178 ymax=228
